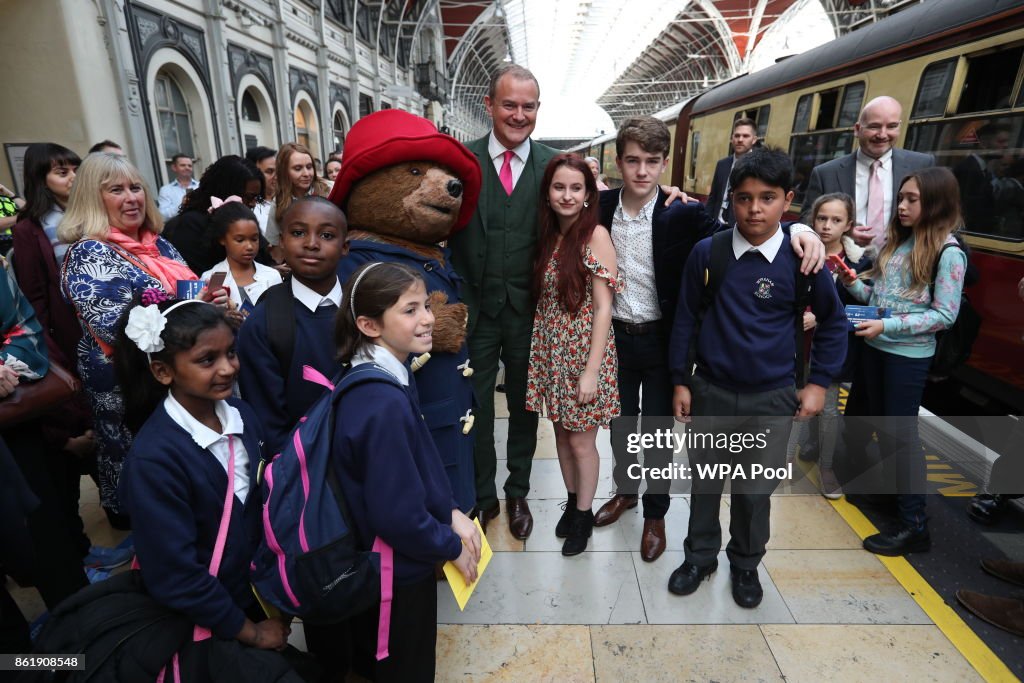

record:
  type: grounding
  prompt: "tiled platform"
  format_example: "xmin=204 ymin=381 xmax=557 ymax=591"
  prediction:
xmin=437 ymin=411 xmax=987 ymax=681
xmin=7 ymin=409 xmax=992 ymax=682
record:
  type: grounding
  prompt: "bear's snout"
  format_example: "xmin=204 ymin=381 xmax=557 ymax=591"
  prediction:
xmin=447 ymin=179 xmax=463 ymax=198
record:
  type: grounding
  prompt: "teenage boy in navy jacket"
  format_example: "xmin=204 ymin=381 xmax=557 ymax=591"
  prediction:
xmin=596 ymin=118 xmax=826 ymax=563
xmin=668 ymin=147 xmax=847 ymax=609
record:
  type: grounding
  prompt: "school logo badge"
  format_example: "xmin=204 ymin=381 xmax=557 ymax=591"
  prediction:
xmin=754 ymin=277 xmax=775 ymax=300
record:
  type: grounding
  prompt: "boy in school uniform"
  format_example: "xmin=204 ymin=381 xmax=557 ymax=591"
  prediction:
xmin=237 ymin=195 xmax=351 ymax=679
xmin=237 ymin=196 xmax=350 ymax=456
xmin=668 ymin=147 xmax=847 ymax=608
xmin=597 ymin=118 xmax=825 ymax=563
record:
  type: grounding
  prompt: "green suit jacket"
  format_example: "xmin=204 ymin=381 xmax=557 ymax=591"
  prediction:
xmin=449 ymin=135 xmax=559 ymax=335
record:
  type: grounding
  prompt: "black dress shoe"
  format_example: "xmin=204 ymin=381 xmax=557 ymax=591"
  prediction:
xmin=506 ymin=497 xmax=533 ymax=539
xmin=863 ymin=525 xmax=931 ymax=556
xmin=730 ymin=567 xmax=763 ymax=608
xmin=476 ymin=503 xmax=500 ymax=534
xmin=555 ymin=493 xmax=577 ymax=538
xmin=667 ymin=560 xmax=717 ymax=596
xmin=967 ymin=494 xmax=1006 ymax=526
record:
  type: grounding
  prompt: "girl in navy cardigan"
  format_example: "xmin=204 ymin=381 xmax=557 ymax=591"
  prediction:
xmin=332 ymin=262 xmax=480 ymax=683
xmin=114 ymin=291 xmax=293 ymax=667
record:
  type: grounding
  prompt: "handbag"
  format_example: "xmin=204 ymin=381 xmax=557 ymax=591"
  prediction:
xmin=0 ymin=360 xmax=81 ymax=429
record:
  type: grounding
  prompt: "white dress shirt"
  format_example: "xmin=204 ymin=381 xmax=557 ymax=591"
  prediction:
xmin=252 ymin=201 xmax=273 ymax=235
xmin=201 ymin=259 xmax=283 ymax=308
xmin=351 ymin=342 xmax=410 ymax=386
xmin=291 ymin=276 xmax=342 ymax=313
xmin=732 ymin=224 xmax=785 ymax=263
xmin=158 ymin=178 xmax=199 ymax=220
xmin=854 ymin=148 xmax=893 ymax=226
xmin=487 ymin=132 xmax=531 ymax=190
xmin=610 ymin=191 xmax=659 ymax=323
xmin=163 ymin=393 xmax=250 ymax=501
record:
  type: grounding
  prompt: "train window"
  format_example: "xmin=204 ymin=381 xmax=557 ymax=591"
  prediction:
xmin=912 ymin=59 xmax=956 ymax=118
xmin=837 ymin=82 xmax=865 ymax=127
xmin=906 ymin=115 xmax=1024 ymax=239
xmin=815 ymin=89 xmax=839 ymax=131
xmin=789 ymin=131 xmax=856 ymax=207
xmin=792 ymin=95 xmax=811 ymax=134
xmin=690 ymin=131 xmax=700 ymax=181
xmin=735 ymin=105 xmax=771 ymax=138
xmin=957 ymin=46 xmax=1024 ymax=114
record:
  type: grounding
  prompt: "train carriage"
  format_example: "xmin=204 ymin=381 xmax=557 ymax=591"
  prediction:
xmin=672 ymin=0 xmax=1024 ymax=414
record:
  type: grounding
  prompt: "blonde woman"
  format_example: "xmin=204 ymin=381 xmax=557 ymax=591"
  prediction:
xmin=58 ymin=152 xmax=197 ymax=527
xmin=263 ymin=142 xmax=332 ymax=259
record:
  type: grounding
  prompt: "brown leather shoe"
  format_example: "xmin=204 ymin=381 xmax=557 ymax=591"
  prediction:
xmin=956 ymin=589 xmax=1024 ymax=637
xmin=981 ymin=559 xmax=1024 ymax=588
xmin=505 ymin=497 xmax=533 ymax=540
xmin=475 ymin=503 xmax=500 ymax=534
xmin=594 ymin=494 xmax=639 ymax=527
xmin=640 ymin=518 xmax=666 ymax=562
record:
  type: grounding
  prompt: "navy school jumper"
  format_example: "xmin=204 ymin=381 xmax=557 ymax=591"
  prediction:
xmin=338 ymin=239 xmax=477 ymax=512
xmin=330 ymin=371 xmax=463 ymax=586
xmin=119 ymin=397 xmax=263 ymax=640
xmin=669 ymin=230 xmax=848 ymax=392
xmin=237 ymin=287 xmax=343 ymax=456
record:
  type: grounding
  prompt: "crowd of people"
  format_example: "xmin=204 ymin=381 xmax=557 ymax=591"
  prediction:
xmin=0 ymin=61 xmax=1020 ymax=681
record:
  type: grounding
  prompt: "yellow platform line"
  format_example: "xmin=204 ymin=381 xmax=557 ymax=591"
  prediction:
xmin=829 ymin=497 xmax=1019 ymax=683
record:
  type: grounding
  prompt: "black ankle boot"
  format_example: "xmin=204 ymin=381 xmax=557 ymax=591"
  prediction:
xmin=556 ymin=493 xmax=577 ymax=538
xmin=562 ymin=508 xmax=594 ymax=557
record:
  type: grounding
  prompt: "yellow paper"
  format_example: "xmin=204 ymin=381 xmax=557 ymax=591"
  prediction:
xmin=442 ymin=518 xmax=492 ymax=610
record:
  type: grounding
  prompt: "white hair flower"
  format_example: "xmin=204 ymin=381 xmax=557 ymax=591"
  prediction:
xmin=125 ymin=304 xmax=167 ymax=355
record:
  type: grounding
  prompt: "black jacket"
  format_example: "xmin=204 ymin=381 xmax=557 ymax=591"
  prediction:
xmin=599 ymin=187 xmax=721 ymax=333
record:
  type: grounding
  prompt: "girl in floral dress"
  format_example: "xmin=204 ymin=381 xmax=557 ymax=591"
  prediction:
xmin=526 ymin=154 xmax=623 ymax=557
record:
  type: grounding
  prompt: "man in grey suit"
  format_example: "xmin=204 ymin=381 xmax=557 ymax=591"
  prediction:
xmin=803 ymin=96 xmax=934 ymax=248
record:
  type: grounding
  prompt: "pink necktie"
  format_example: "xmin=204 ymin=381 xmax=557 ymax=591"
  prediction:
xmin=868 ymin=159 xmax=886 ymax=239
xmin=499 ymin=150 xmax=515 ymax=196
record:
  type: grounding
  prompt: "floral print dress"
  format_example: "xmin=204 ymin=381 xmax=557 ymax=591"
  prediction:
xmin=526 ymin=244 xmax=624 ymax=432
xmin=61 ymin=237 xmax=189 ymax=512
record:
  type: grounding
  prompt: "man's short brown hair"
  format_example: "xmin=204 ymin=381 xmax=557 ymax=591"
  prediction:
xmin=616 ymin=116 xmax=671 ymax=158
xmin=487 ymin=64 xmax=541 ymax=101
xmin=733 ymin=117 xmax=757 ymax=133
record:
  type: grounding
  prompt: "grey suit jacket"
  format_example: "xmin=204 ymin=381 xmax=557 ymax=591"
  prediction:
xmin=803 ymin=148 xmax=935 ymax=221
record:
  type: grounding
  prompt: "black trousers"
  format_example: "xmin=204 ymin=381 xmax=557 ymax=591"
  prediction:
xmin=683 ymin=376 xmax=796 ymax=570
xmin=352 ymin=574 xmax=437 ymax=683
xmin=609 ymin=322 xmax=673 ymax=519
xmin=1 ymin=423 xmax=88 ymax=610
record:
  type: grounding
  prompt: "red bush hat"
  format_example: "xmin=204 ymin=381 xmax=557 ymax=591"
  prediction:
xmin=328 ymin=109 xmax=482 ymax=235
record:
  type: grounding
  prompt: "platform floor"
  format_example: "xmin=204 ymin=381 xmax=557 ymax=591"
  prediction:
xmin=8 ymin=405 xmax=1017 ymax=682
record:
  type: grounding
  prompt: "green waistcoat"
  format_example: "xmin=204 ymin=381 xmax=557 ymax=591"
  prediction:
xmin=449 ymin=136 xmax=558 ymax=332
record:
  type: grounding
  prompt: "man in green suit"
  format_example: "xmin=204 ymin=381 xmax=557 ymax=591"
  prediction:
xmin=449 ymin=64 xmax=555 ymax=539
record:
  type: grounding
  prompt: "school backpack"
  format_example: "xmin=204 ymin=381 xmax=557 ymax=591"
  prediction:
xmin=689 ymin=228 xmax=815 ymax=386
xmin=929 ymin=236 xmax=982 ymax=378
xmin=251 ymin=362 xmax=395 ymax=633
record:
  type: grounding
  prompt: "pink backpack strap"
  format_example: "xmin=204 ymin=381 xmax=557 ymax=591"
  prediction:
xmin=193 ymin=435 xmax=237 ymax=643
xmin=302 ymin=365 xmax=335 ymax=390
xmin=156 ymin=436 xmax=238 ymax=681
xmin=373 ymin=537 xmax=394 ymax=661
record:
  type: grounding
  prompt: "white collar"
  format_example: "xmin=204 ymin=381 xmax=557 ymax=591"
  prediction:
xmin=351 ymin=343 xmax=409 ymax=385
xmin=615 ymin=189 xmax=658 ymax=222
xmin=857 ymin=148 xmax=893 ymax=168
xmin=291 ymin=277 xmax=342 ymax=313
xmin=163 ymin=393 xmax=244 ymax=449
xmin=487 ymin=131 xmax=531 ymax=164
xmin=732 ymin=224 xmax=785 ymax=263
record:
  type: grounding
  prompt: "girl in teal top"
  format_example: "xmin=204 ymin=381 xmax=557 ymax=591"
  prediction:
xmin=838 ymin=166 xmax=967 ymax=557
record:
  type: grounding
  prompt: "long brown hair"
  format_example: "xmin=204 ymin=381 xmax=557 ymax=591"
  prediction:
xmin=862 ymin=166 xmax=962 ymax=294
xmin=533 ymin=154 xmax=599 ymax=314
xmin=274 ymin=142 xmax=331 ymax=223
